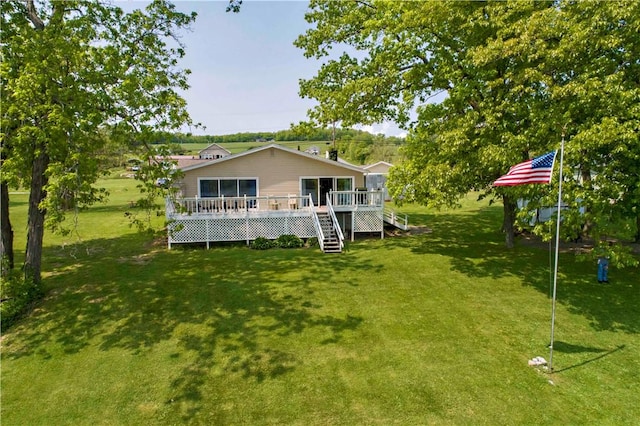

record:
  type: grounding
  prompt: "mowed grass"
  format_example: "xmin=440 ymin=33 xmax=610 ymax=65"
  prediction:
xmin=2 ymin=177 xmax=639 ymax=425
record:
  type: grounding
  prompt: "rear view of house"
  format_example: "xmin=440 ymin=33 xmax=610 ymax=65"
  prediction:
xmin=166 ymin=144 xmax=404 ymax=252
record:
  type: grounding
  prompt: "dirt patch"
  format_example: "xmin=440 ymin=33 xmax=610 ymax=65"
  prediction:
xmin=385 ymin=225 xmax=432 ymax=237
xmin=117 ymin=253 xmax=154 ymax=265
xmin=148 ymin=235 xmax=168 ymax=248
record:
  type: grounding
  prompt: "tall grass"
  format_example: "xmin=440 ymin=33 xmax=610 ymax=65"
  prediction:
xmin=2 ymin=178 xmax=639 ymax=425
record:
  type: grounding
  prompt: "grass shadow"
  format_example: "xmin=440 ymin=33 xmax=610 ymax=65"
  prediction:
xmin=553 ymin=344 xmax=626 ymax=374
xmin=3 ymin=234 xmax=369 ymax=421
xmin=388 ymin=205 xmax=640 ymax=335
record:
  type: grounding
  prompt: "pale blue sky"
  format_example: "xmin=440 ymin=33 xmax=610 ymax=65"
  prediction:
xmin=120 ymin=1 xmax=407 ymax=137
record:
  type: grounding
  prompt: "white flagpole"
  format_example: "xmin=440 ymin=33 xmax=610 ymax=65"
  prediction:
xmin=548 ymin=131 xmax=565 ymax=372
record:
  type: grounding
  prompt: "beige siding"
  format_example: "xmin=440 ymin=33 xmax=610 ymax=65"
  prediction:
xmin=180 ymin=147 xmax=366 ymax=197
xmin=365 ymin=162 xmax=392 ymax=174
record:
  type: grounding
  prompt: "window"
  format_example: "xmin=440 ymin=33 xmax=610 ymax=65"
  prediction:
xmin=200 ymin=180 xmax=219 ymax=197
xmin=239 ymin=179 xmax=257 ymax=197
xmin=199 ymin=179 xmax=257 ymax=198
xmin=336 ymin=178 xmax=352 ymax=191
xmin=220 ymin=180 xmax=237 ymax=197
xmin=301 ymin=179 xmax=318 ymax=205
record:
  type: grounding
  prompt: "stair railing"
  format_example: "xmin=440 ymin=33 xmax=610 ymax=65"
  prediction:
xmin=383 ymin=206 xmax=409 ymax=230
xmin=326 ymin=193 xmax=345 ymax=251
xmin=310 ymin=195 xmax=325 ymax=251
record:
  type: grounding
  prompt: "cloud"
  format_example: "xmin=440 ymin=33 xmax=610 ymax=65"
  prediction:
xmin=354 ymin=122 xmax=405 ymax=138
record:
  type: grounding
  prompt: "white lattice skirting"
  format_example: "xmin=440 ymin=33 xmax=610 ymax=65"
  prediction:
xmin=168 ymin=214 xmax=317 ymax=247
xmin=353 ymin=210 xmax=384 ymax=232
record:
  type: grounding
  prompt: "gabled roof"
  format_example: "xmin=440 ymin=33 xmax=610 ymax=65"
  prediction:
xmin=180 ymin=143 xmax=367 ymax=173
xmin=155 ymin=155 xmax=210 ymax=169
xmin=199 ymin=143 xmax=231 ymax=154
xmin=363 ymin=161 xmax=393 ymax=170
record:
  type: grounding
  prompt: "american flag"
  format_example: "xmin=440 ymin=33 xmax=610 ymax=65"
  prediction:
xmin=493 ymin=151 xmax=557 ymax=186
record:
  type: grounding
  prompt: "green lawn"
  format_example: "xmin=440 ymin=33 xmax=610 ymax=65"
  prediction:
xmin=2 ymin=177 xmax=639 ymax=425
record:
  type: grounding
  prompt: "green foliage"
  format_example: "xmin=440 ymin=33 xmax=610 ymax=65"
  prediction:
xmin=0 ymin=272 xmax=42 ymax=332
xmin=249 ymin=235 xmax=304 ymax=250
xmin=250 ymin=237 xmax=275 ymax=250
xmin=297 ymin=0 xmax=640 ymax=254
xmin=1 ymin=0 xmax=198 ymax=281
xmin=306 ymin=236 xmax=319 ymax=247
xmin=276 ymin=234 xmax=304 ymax=249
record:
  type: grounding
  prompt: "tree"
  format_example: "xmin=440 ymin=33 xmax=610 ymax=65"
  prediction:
xmin=1 ymin=0 xmax=197 ymax=283
xmin=296 ymin=1 xmax=640 ymax=259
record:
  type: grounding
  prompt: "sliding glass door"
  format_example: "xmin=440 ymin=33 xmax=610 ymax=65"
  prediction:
xmin=301 ymin=177 xmax=354 ymax=206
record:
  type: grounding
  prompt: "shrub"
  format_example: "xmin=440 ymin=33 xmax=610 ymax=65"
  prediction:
xmin=276 ymin=234 xmax=304 ymax=248
xmin=306 ymin=237 xmax=319 ymax=247
xmin=0 ymin=273 xmax=43 ymax=332
xmin=250 ymin=237 xmax=275 ymax=250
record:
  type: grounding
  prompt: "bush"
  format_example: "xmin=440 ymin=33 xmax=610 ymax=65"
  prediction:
xmin=276 ymin=234 xmax=304 ymax=248
xmin=306 ymin=237 xmax=319 ymax=247
xmin=250 ymin=237 xmax=275 ymax=250
xmin=0 ymin=273 xmax=43 ymax=332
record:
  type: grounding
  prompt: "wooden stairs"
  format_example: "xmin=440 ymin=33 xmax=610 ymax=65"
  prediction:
xmin=316 ymin=211 xmax=342 ymax=253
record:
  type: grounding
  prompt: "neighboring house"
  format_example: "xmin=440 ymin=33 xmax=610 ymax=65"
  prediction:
xmin=159 ymin=155 xmax=209 ymax=170
xmin=155 ymin=144 xmax=231 ymax=170
xmin=166 ymin=144 xmax=406 ymax=252
xmin=364 ymin=161 xmax=393 ymax=201
xmin=518 ymin=199 xmax=586 ymax=226
xmin=198 ymin=143 xmax=231 ymax=160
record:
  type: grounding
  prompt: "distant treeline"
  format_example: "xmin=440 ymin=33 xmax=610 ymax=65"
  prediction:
xmin=152 ymin=128 xmax=405 ymax=164
xmin=153 ymin=127 xmax=405 ymax=145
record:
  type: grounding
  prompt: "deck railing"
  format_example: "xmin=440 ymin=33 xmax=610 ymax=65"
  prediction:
xmin=383 ymin=207 xmax=409 ymax=231
xmin=309 ymin=197 xmax=325 ymax=251
xmin=326 ymin=194 xmax=345 ymax=250
xmin=167 ymin=194 xmax=311 ymax=217
xmin=328 ymin=189 xmax=384 ymax=209
xmin=167 ymin=191 xmax=384 ymax=218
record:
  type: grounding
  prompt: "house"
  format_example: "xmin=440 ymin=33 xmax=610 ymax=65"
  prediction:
xmin=364 ymin=161 xmax=393 ymax=201
xmin=166 ymin=144 xmax=406 ymax=252
xmin=153 ymin=144 xmax=231 ymax=170
xmin=198 ymin=143 xmax=231 ymax=160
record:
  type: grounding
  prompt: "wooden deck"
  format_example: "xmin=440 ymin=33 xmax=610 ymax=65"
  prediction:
xmin=165 ymin=191 xmax=395 ymax=248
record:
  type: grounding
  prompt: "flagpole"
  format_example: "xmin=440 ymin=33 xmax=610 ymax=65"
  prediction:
xmin=548 ymin=131 xmax=565 ymax=372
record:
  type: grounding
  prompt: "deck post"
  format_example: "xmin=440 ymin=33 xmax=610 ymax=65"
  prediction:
xmin=246 ymin=215 xmax=249 ymax=245
xmin=351 ymin=211 xmax=355 ymax=242
xmin=245 ymin=195 xmax=249 ymax=245
xmin=206 ymin=217 xmax=210 ymax=249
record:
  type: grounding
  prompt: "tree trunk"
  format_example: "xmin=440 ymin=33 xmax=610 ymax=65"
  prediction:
xmin=635 ymin=214 xmax=640 ymax=243
xmin=1 ymin=181 xmax=15 ymax=275
xmin=24 ymin=150 xmax=49 ymax=284
xmin=502 ymin=194 xmax=517 ymax=249
xmin=580 ymin=165 xmax=593 ymax=237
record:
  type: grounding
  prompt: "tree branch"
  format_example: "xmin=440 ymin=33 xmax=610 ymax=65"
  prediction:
xmin=354 ymin=0 xmax=376 ymax=10
xmin=24 ymin=0 xmax=45 ymax=30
